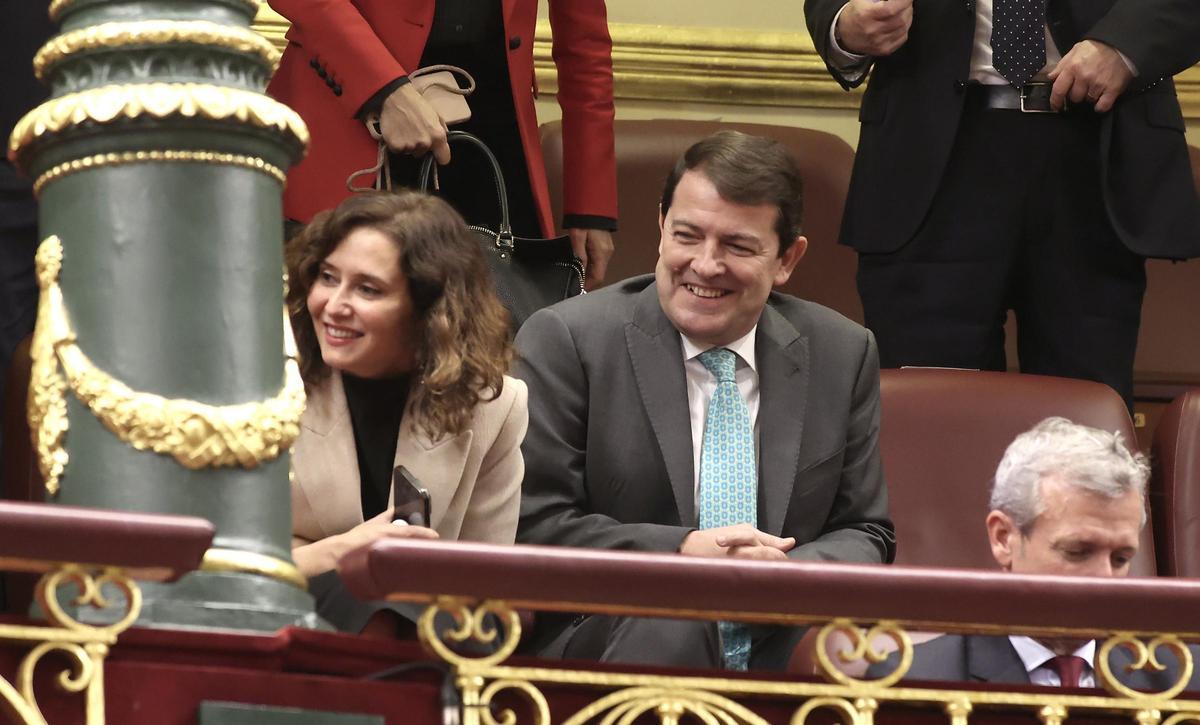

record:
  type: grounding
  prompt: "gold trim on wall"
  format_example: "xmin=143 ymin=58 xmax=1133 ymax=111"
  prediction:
xmin=250 ymin=6 xmax=1199 ymax=120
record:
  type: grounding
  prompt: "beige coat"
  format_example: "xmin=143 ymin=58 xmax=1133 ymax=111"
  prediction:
xmin=291 ymin=372 xmax=528 ymax=547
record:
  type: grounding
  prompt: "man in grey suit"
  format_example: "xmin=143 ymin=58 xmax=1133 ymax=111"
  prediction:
xmin=515 ymin=131 xmax=895 ymax=671
xmin=869 ymin=417 xmax=1199 ymax=691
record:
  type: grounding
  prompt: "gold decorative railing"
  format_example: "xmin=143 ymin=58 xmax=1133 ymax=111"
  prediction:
xmin=0 ymin=566 xmax=141 ymax=725
xmin=340 ymin=539 xmax=1200 ymax=725
xmin=0 ymin=501 xmax=214 ymax=725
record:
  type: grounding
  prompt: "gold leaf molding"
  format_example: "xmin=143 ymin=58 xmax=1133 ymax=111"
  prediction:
xmin=34 ymin=20 xmax=281 ymax=82
xmin=8 ymin=83 xmax=309 ymax=165
xmin=250 ymin=7 xmax=1199 ymax=120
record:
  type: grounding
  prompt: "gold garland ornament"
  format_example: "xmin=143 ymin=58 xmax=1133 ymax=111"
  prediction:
xmin=33 ymin=20 xmax=281 ymax=81
xmin=28 ymin=236 xmax=305 ymax=496
xmin=8 ymin=82 xmax=308 ymax=164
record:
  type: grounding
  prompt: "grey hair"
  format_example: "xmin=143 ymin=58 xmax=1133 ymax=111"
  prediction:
xmin=990 ymin=416 xmax=1149 ymax=534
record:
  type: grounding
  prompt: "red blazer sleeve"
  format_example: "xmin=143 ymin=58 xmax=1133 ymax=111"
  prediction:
xmin=548 ymin=0 xmax=619 ymax=222
xmin=268 ymin=0 xmax=409 ymax=118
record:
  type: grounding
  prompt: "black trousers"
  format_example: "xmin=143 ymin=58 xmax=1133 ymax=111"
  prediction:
xmin=857 ymin=91 xmax=1146 ymax=408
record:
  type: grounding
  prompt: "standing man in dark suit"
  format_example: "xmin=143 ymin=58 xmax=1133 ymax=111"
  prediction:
xmin=871 ymin=417 xmax=1198 ymax=691
xmin=805 ymin=0 xmax=1200 ymax=407
xmin=515 ymin=131 xmax=895 ymax=671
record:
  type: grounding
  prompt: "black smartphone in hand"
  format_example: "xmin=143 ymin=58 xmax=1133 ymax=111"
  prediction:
xmin=392 ymin=465 xmax=431 ymax=527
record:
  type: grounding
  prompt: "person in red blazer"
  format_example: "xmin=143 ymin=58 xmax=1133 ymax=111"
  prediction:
xmin=267 ymin=0 xmax=618 ymax=286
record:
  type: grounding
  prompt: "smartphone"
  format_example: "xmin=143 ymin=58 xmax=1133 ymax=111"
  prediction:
xmin=392 ymin=465 xmax=432 ymax=527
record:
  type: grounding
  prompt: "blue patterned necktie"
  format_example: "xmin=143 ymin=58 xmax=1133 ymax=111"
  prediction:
xmin=697 ymin=347 xmax=756 ymax=671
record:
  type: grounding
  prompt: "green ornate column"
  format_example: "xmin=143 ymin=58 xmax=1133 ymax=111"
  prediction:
xmin=8 ymin=0 xmax=319 ymax=630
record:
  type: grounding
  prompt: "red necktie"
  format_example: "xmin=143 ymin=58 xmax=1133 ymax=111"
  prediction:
xmin=1048 ymin=655 xmax=1087 ymax=687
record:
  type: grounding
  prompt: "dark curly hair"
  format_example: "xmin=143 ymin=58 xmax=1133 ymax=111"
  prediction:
xmin=285 ymin=191 xmax=513 ymax=440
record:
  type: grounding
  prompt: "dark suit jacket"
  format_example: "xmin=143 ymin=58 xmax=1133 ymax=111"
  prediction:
xmin=868 ymin=634 xmax=1200 ymax=692
xmin=514 ymin=276 xmax=895 ymax=642
xmin=804 ymin=0 xmax=1200 ymax=259
xmin=265 ymin=0 xmax=617 ymax=232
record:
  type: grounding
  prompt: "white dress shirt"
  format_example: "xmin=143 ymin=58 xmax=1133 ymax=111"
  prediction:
xmin=681 ymin=327 xmax=760 ymax=511
xmin=825 ymin=0 xmax=1134 ymax=83
xmin=1009 ymin=636 xmax=1097 ymax=687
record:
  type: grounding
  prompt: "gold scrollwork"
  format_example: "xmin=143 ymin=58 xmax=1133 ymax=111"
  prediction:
xmin=28 ymin=235 xmax=305 ymax=496
xmin=792 ymin=697 xmax=865 ymax=725
xmin=813 ymin=618 xmax=914 ymax=688
xmin=50 ymin=0 xmax=259 ymax=22
xmin=1038 ymin=704 xmax=1067 ymax=725
xmin=474 ymin=679 xmax=551 ymax=725
xmin=33 ymin=149 xmax=287 ymax=197
xmin=564 ymin=687 xmax=769 ymax=725
xmin=1162 ymin=713 xmax=1200 ymax=725
xmin=0 ymin=564 xmax=142 ymax=725
xmin=33 ymin=20 xmax=281 ymax=81
xmin=1097 ymin=633 xmax=1195 ymax=701
xmin=8 ymin=82 xmax=308 ymax=163
xmin=418 ymin=597 xmax=522 ymax=670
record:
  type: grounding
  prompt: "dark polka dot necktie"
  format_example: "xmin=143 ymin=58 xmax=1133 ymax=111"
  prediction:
xmin=991 ymin=0 xmax=1047 ymax=86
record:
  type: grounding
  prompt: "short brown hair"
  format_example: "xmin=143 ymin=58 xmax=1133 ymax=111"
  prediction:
xmin=660 ymin=131 xmax=804 ymax=253
xmin=285 ymin=191 xmax=512 ymax=440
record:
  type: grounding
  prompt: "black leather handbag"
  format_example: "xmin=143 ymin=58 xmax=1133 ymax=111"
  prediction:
xmin=418 ymin=131 xmax=584 ymax=330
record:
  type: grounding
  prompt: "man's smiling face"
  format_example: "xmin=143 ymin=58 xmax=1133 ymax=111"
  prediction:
xmin=655 ymin=168 xmax=805 ymax=346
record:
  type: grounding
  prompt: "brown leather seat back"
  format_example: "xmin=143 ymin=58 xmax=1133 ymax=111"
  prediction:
xmin=1150 ymin=389 xmax=1200 ymax=577
xmin=880 ymin=368 xmax=1156 ymax=575
xmin=539 ymin=119 xmax=862 ymax=322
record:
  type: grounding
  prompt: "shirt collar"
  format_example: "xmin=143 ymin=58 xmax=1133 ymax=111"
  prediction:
xmin=1009 ymin=636 xmax=1096 ymax=672
xmin=681 ymin=326 xmax=758 ymax=373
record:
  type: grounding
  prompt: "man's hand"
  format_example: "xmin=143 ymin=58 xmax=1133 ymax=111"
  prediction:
xmin=379 ymin=82 xmax=451 ymax=164
xmin=1048 ymin=40 xmax=1133 ymax=113
xmin=567 ymin=228 xmax=614 ymax=290
xmin=680 ymin=524 xmax=796 ymax=560
xmin=835 ymin=0 xmax=914 ymax=57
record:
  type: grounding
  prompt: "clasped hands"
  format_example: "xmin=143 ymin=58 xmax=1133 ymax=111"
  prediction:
xmin=835 ymin=0 xmax=1133 ymax=112
xmin=680 ymin=523 xmax=797 ymax=560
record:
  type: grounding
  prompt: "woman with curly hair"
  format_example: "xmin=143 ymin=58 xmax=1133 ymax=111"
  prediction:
xmin=285 ymin=190 xmax=526 ymax=633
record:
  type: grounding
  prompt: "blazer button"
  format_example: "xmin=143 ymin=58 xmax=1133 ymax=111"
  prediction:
xmin=309 ymin=57 xmax=320 ymax=69
xmin=333 ymin=85 xmax=343 ymax=96
xmin=318 ymin=67 xmax=328 ymax=79
xmin=509 ymin=35 xmax=521 ymax=50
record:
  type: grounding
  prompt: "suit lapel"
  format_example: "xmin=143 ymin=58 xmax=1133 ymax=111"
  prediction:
xmin=756 ymin=303 xmax=809 ymax=536
xmin=625 ymin=284 xmax=696 ymax=526
xmin=392 ymin=418 xmax=472 ymax=530
xmin=298 ymin=373 xmax=367 ymax=538
xmin=968 ymin=636 xmax=1033 ymax=685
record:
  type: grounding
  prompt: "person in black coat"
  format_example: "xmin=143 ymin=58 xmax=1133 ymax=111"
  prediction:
xmin=805 ymin=0 xmax=1200 ymax=408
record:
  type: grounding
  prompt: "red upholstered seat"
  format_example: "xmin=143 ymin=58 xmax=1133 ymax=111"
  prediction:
xmin=539 ymin=119 xmax=862 ymax=322
xmin=879 ymin=368 xmax=1156 ymax=575
xmin=1150 ymin=388 xmax=1200 ymax=577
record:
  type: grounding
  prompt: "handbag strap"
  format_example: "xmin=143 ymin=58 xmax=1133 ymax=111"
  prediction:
xmin=418 ymin=130 xmax=513 ymax=248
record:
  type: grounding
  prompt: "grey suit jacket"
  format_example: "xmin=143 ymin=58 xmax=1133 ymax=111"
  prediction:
xmin=868 ymin=634 xmax=1200 ymax=692
xmin=515 ymin=275 xmax=895 ymax=562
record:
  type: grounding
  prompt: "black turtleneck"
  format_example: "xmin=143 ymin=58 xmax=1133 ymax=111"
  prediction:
xmin=342 ymin=373 xmax=412 ymax=520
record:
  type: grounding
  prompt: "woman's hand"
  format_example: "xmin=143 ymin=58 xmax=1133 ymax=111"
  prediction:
xmin=335 ymin=508 xmax=439 ymax=556
xmin=380 ymin=83 xmax=451 ymax=164
xmin=293 ymin=509 xmax=439 ymax=578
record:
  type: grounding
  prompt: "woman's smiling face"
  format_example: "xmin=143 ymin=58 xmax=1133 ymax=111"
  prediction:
xmin=306 ymin=226 xmax=421 ymax=379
